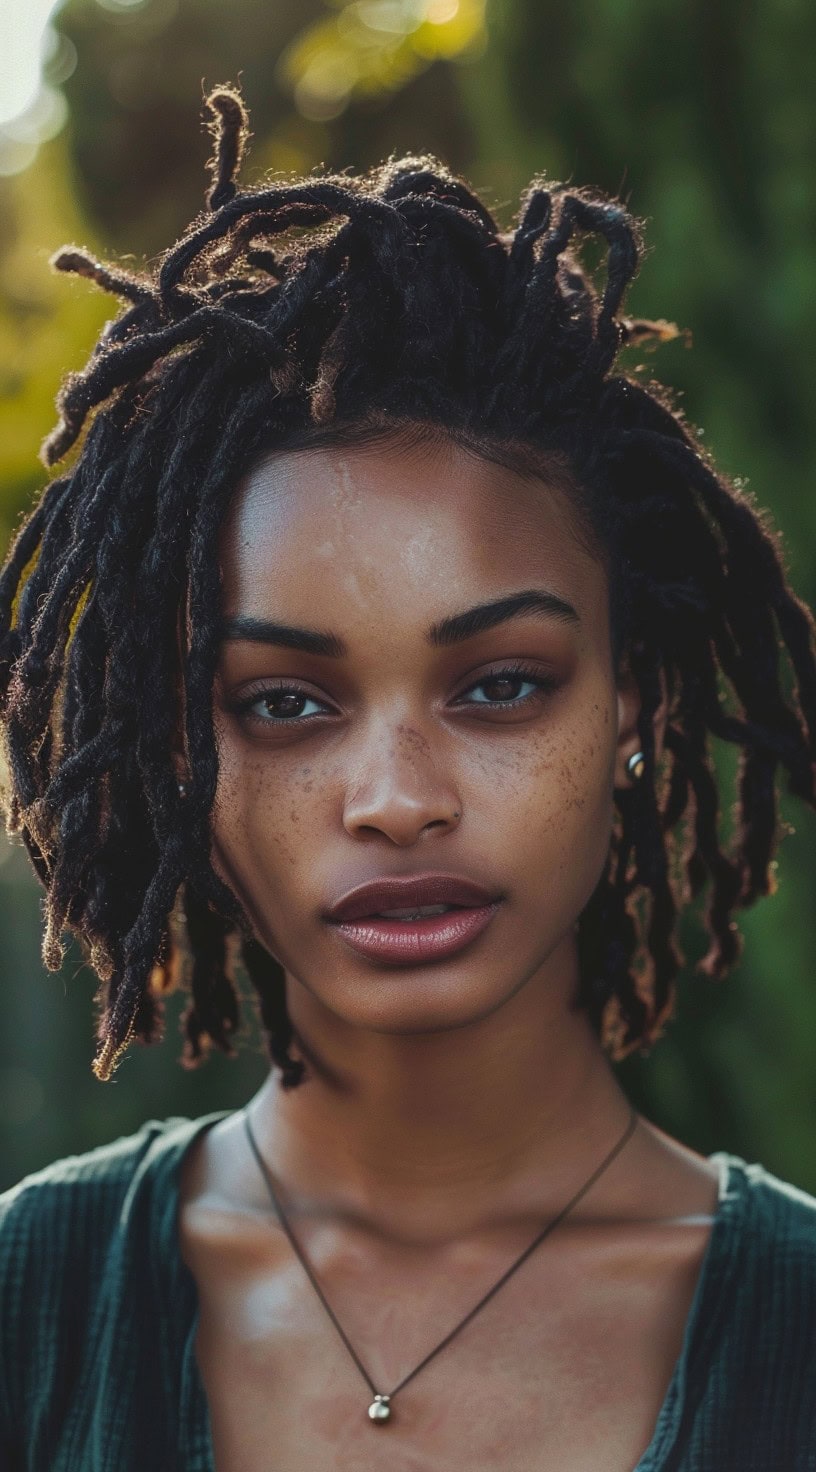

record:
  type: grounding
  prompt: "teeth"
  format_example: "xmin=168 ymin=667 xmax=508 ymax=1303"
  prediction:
xmin=376 ymin=905 xmax=452 ymax=920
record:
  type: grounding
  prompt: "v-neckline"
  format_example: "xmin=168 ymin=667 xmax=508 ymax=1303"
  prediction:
xmin=630 ymin=1150 xmax=746 ymax=1469
xmin=159 ymin=1114 xmax=748 ymax=1472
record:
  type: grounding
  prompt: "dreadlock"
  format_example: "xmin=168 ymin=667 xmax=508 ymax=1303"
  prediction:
xmin=1 ymin=85 xmax=814 ymax=1084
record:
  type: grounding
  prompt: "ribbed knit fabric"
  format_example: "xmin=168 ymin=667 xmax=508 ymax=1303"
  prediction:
xmin=0 ymin=1112 xmax=814 ymax=1470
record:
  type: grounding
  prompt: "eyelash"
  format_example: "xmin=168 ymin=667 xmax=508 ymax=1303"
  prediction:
xmin=231 ymin=663 xmax=560 ymax=728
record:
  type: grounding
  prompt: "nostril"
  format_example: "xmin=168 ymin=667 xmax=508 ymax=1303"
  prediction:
xmin=421 ymin=813 xmax=460 ymax=834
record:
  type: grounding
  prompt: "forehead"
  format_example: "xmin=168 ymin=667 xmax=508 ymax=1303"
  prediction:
xmin=219 ymin=438 xmax=608 ymax=636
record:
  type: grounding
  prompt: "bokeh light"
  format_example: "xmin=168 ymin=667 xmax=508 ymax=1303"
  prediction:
xmin=282 ymin=0 xmax=486 ymax=121
xmin=1 ymin=0 xmax=816 ymax=1193
xmin=0 ymin=0 xmax=69 ymax=173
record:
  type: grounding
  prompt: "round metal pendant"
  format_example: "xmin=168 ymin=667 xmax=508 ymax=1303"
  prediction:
xmin=368 ymin=1394 xmax=391 ymax=1423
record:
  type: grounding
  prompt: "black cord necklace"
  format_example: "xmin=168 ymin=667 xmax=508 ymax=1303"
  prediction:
xmin=242 ymin=1103 xmax=638 ymax=1426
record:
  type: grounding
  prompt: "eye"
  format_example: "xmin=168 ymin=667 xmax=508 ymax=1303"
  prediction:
xmin=227 ymin=665 xmax=560 ymax=732
xmin=455 ymin=664 xmax=560 ymax=711
xmin=234 ymin=683 xmax=331 ymax=725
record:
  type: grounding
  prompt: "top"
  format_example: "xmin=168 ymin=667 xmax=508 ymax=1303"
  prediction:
xmin=0 ymin=1112 xmax=815 ymax=1471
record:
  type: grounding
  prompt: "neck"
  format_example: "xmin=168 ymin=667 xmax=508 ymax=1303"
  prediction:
xmin=247 ymin=942 xmax=634 ymax=1236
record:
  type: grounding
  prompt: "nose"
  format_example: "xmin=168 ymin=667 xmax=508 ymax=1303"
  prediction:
xmin=342 ymin=722 xmax=462 ymax=848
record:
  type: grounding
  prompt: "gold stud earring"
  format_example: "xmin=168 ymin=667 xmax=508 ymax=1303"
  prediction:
xmin=626 ymin=751 xmax=646 ymax=782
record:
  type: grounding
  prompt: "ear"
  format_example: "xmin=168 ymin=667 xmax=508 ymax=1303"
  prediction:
xmin=614 ymin=654 xmax=668 ymax=790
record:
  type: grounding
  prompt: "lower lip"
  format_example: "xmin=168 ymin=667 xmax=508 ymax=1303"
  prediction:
xmin=330 ymin=904 xmax=501 ymax=966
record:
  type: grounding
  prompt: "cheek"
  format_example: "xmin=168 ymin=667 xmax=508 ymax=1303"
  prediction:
xmin=209 ymin=733 xmax=319 ymax=905
xmin=477 ymin=702 xmax=616 ymax=894
xmin=554 ymin=708 xmax=616 ymax=833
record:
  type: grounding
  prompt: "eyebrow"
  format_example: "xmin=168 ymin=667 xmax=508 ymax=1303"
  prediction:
xmin=218 ymin=615 xmax=345 ymax=658
xmin=218 ymin=588 xmax=579 ymax=659
xmin=428 ymin=589 xmax=580 ymax=647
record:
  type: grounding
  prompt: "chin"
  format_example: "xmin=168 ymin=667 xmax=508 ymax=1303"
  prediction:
xmin=302 ymin=964 xmax=519 ymax=1036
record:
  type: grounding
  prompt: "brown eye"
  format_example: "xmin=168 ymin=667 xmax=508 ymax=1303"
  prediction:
xmin=464 ymin=671 xmax=545 ymax=706
xmin=480 ymin=675 xmax=528 ymax=702
xmin=263 ymin=691 xmax=310 ymax=718
xmin=235 ymin=685 xmax=329 ymax=723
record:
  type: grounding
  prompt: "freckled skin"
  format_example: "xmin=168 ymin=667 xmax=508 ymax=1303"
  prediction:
xmin=211 ymin=439 xmax=635 ymax=1042
xmin=180 ymin=437 xmax=723 ymax=1472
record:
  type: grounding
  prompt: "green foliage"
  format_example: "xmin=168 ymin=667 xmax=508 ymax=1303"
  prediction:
xmin=464 ymin=0 xmax=816 ymax=1186
xmin=279 ymin=0 xmax=486 ymax=121
xmin=0 ymin=140 xmax=109 ymax=541
xmin=1 ymin=0 xmax=815 ymax=1188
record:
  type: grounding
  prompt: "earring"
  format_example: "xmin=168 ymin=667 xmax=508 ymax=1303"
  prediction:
xmin=177 ymin=779 xmax=188 ymax=799
xmin=626 ymin=751 xmax=646 ymax=782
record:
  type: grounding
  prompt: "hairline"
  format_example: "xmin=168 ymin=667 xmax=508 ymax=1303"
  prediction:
xmin=244 ymin=413 xmax=622 ymax=660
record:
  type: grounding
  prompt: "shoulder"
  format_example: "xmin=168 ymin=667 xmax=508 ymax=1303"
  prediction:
xmin=0 ymin=1113 xmax=226 ymax=1438
xmin=703 ymin=1156 xmax=816 ymax=1409
xmin=717 ymin=1153 xmax=816 ymax=1265
xmin=713 ymin=1152 xmax=816 ymax=1314
xmin=646 ymin=1156 xmax=816 ymax=1467
xmin=0 ymin=1113 xmax=220 ymax=1247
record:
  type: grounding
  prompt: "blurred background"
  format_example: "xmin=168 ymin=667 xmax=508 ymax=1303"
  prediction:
xmin=1 ymin=0 xmax=815 ymax=1193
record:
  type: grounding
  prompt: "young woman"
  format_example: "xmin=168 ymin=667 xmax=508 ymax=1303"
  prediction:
xmin=1 ymin=88 xmax=814 ymax=1472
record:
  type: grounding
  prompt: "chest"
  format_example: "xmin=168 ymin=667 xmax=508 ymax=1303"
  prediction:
xmin=186 ymin=1218 xmax=708 ymax=1472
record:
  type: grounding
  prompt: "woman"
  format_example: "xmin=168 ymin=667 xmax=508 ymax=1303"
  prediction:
xmin=1 ymin=88 xmax=814 ymax=1471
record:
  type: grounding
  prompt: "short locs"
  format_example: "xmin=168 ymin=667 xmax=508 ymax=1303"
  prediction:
xmin=1 ymin=87 xmax=814 ymax=1083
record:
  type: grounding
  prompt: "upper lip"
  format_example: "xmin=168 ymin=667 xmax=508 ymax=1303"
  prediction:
xmin=325 ymin=874 xmax=501 ymax=923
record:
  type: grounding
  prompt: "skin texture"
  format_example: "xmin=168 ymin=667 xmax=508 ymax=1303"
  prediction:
xmin=211 ymin=437 xmax=630 ymax=1047
xmin=179 ymin=436 xmax=721 ymax=1471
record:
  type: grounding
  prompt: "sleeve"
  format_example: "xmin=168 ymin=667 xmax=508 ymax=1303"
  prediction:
xmin=0 ymin=1180 xmax=41 ymax=1467
xmin=0 ymin=1119 xmax=189 ymax=1470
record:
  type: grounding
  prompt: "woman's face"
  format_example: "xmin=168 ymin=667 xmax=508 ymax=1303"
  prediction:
xmin=211 ymin=434 xmax=641 ymax=1036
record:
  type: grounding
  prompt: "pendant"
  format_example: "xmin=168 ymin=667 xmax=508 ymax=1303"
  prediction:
xmin=367 ymin=1393 xmax=391 ymax=1424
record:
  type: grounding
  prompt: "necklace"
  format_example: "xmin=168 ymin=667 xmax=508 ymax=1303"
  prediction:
xmin=242 ymin=1103 xmax=638 ymax=1426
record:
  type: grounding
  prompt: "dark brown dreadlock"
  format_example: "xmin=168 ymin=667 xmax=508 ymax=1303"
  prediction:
xmin=1 ymin=87 xmax=814 ymax=1084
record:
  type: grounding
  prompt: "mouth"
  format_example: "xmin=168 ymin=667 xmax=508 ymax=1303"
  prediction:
xmin=324 ymin=875 xmax=502 ymax=966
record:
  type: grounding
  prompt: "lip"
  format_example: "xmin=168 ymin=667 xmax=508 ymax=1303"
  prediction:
xmin=324 ymin=873 xmax=502 ymax=967
xmin=330 ymin=906 xmax=501 ymax=966
xmin=325 ymin=873 xmax=500 ymax=924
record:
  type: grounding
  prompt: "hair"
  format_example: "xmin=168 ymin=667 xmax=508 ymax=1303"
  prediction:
xmin=1 ymin=86 xmax=814 ymax=1085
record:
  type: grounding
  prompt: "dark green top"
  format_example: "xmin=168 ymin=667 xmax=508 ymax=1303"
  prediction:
xmin=1 ymin=1112 xmax=815 ymax=1470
